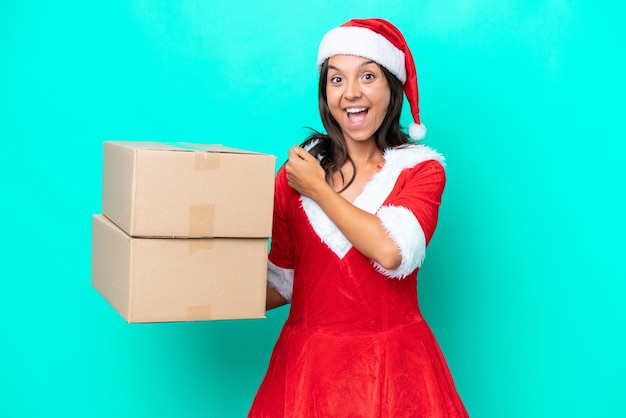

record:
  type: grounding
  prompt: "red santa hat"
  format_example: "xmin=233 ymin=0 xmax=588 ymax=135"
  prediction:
xmin=317 ymin=18 xmax=426 ymax=140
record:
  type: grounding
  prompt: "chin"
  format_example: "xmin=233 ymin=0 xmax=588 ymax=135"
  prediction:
xmin=345 ymin=132 xmax=376 ymax=143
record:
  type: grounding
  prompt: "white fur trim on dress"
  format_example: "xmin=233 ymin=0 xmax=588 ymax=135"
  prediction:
xmin=373 ymin=205 xmax=426 ymax=278
xmin=267 ymin=260 xmax=294 ymax=302
xmin=301 ymin=144 xmax=444 ymax=269
xmin=317 ymin=26 xmax=407 ymax=83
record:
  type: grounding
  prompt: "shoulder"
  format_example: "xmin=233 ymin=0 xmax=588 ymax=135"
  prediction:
xmin=274 ymin=165 xmax=300 ymax=202
xmin=275 ymin=165 xmax=290 ymax=190
xmin=383 ymin=144 xmax=446 ymax=191
xmin=383 ymin=143 xmax=445 ymax=172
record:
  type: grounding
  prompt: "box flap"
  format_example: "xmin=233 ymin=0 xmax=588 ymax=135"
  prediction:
xmin=179 ymin=143 xmax=262 ymax=155
xmin=104 ymin=141 xmax=263 ymax=155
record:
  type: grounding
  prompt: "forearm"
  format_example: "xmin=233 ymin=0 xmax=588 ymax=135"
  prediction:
xmin=285 ymin=145 xmax=401 ymax=269
xmin=311 ymin=184 xmax=401 ymax=270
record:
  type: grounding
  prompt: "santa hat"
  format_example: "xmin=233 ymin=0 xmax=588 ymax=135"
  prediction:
xmin=317 ymin=18 xmax=426 ymax=140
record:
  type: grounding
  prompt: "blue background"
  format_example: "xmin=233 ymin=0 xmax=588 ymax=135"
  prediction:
xmin=1 ymin=1 xmax=624 ymax=417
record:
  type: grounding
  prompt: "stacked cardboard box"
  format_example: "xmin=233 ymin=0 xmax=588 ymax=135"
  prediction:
xmin=92 ymin=141 xmax=276 ymax=323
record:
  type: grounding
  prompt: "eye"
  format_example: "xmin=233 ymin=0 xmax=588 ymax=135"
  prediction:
xmin=329 ymin=75 xmax=342 ymax=84
xmin=363 ymin=73 xmax=376 ymax=81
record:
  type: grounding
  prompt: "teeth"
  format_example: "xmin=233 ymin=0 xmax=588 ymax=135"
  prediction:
xmin=346 ymin=107 xmax=367 ymax=113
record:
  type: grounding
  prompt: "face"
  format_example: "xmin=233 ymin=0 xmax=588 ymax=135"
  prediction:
xmin=326 ymin=55 xmax=391 ymax=144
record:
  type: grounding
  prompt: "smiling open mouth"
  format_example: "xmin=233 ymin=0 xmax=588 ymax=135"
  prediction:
xmin=346 ymin=107 xmax=368 ymax=123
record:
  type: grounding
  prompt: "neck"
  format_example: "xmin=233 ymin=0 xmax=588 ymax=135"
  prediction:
xmin=345 ymin=139 xmax=383 ymax=166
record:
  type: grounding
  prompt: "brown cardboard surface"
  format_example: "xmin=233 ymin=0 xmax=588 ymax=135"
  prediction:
xmin=102 ymin=141 xmax=276 ymax=238
xmin=92 ymin=215 xmax=267 ymax=323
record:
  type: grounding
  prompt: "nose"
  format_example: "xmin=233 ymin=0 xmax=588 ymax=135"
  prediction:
xmin=344 ymin=78 xmax=362 ymax=100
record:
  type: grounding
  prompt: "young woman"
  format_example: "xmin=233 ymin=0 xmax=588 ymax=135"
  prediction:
xmin=250 ymin=18 xmax=468 ymax=417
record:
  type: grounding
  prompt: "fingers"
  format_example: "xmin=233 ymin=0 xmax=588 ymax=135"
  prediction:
xmin=285 ymin=148 xmax=301 ymax=176
xmin=285 ymin=145 xmax=326 ymax=197
xmin=286 ymin=145 xmax=319 ymax=177
xmin=286 ymin=147 xmax=299 ymax=164
xmin=291 ymin=145 xmax=310 ymax=160
xmin=287 ymin=146 xmax=308 ymax=173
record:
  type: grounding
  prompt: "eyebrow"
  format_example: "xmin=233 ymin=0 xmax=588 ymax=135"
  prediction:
xmin=328 ymin=60 xmax=377 ymax=71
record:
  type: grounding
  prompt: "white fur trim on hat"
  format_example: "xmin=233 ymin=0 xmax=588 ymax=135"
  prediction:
xmin=373 ymin=205 xmax=426 ymax=278
xmin=267 ymin=260 xmax=294 ymax=302
xmin=317 ymin=26 xmax=407 ymax=83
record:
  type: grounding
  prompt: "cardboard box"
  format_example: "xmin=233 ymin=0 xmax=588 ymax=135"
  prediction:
xmin=92 ymin=214 xmax=268 ymax=323
xmin=102 ymin=141 xmax=276 ymax=238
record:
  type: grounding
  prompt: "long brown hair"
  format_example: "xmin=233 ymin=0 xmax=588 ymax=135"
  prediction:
xmin=302 ymin=59 xmax=411 ymax=191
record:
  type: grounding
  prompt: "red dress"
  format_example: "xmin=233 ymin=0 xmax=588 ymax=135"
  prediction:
xmin=250 ymin=144 xmax=468 ymax=417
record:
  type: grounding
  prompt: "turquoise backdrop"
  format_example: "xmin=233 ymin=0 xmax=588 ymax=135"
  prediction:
xmin=2 ymin=1 xmax=624 ymax=417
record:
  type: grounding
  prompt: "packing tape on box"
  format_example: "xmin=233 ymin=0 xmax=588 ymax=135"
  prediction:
xmin=189 ymin=205 xmax=215 ymax=237
xmin=187 ymin=304 xmax=213 ymax=320
xmin=195 ymin=152 xmax=220 ymax=170
xmin=189 ymin=238 xmax=215 ymax=254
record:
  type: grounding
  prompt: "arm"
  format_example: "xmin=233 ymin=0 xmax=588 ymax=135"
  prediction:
xmin=265 ymin=168 xmax=296 ymax=308
xmin=266 ymin=285 xmax=288 ymax=310
xmin=285 ymin=146 xmax=401 ymax=270
xmin=374 ymin=157 xmax=446 ymax=277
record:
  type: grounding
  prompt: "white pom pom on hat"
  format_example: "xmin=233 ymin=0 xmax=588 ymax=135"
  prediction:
xmin=317 ymin=18 xmax=426 ymax=140
xmin=408 ymin=122 xmax=426 ymax=140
